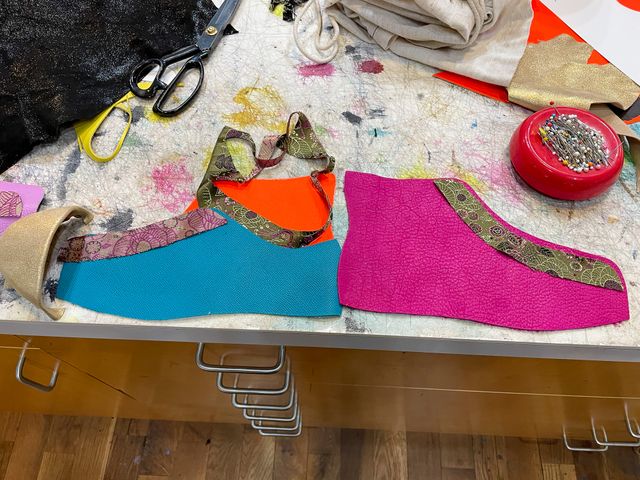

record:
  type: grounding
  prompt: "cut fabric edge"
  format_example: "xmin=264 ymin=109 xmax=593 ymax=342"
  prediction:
xmin=338 ymin=301 xmax=628 ymax=332
xmin=58 ymin=208 xmax=227 ymax=263
xmin=432 ymin=178 xmax=626 ymax=292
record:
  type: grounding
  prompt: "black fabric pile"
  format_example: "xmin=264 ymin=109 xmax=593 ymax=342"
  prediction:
xmin=0 ymin=0 xmax=236 ymax=173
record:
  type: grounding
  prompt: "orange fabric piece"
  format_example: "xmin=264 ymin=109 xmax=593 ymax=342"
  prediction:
xmin=432 ymin=0 xmax=612 ymax=101
xmin=433 ymin=72 xmax=509 ymax=102
xmin=618 ymin=0 xmax=640 ymax=12
xmin=528 ymin=0 xmax=609 ymax=65
xmin=625 ymin=115 xmax=640 ymax=125
xmin=527 ymin=0 xmax=581 ymax=44
xmin=185 ymin=173 xmax=335 ymax=245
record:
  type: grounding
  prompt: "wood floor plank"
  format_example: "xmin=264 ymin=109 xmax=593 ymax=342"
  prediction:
xmin=539 ymin=438 xmax=577 ymax=480
xmin=538 ymin=439 xmax=574 ymax=466
xmin=129 ymin=419 xmax=150 ymax=437
xmin=238 ymin=425 xmax=275 ymax=480
xmin=138 ymin=420 xmax=182 ymax=477
xmin=104 ymin=419 xmax=148 ymax=480
xmin=473 ymin=435 xmax=505 ymax=480
xmin=407 ymin=432 xmax=441 ymax=480
xmin=541 ymin=463 xmax=577 ymax=480
xmin=572 ymin=450 xmax=609 ymax=480
xmin=0 ymin=413 xmax=21 ymax=442
xmin=505 ymin=438 xmax=544 ymax=480
xmin=604 ymin=446 xmax=640 ymax=480
xmin=493 ymin=437 xmax=509 ymax=480
xmin=36 ymin=452 xmax=74 ymax=480
xmin=340 ymin=428 xmax=375 ymax=480
xmin=5 ymin=413 xmax=640 ymax=480
xmin=0 ymin=441 xmax=13 ymax=479
xmin=307 ymin=427 xmax=340 ymax=480
xmin=168 ymin=422 xmax=212 ymax=480
xmin=4 ymin=414 xmax=51 ymax=480
xmin=70 ymin=416 xmax=116 ymax=480
xmin=273 ymin=431 xmax=309 ymax=480
xmin=206 ymin=423 xmax=243 ymax=480
xmin=43 ymin=416 xmax=82 ymax=454
xmin=373 ymin=430 xmax=408 ymax=480
xmin=442 ymin=468 xmax=476 ymax=480
xmin=440 ymin=434 xmax=474 ymax=470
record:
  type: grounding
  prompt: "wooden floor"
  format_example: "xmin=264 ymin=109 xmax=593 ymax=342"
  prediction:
xmin=1 ymin=413 xmax=640 ymax=479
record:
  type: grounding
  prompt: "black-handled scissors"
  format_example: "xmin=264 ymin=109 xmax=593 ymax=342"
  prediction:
xmin=129 ymin=0 xmax=241 ymax=117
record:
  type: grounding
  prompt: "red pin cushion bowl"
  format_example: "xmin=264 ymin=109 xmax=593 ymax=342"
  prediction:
xmin=510 ymin=107 xmax=623 ymax=200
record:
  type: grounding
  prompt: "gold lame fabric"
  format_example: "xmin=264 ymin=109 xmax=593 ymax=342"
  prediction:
xmin=0 ymin=207 xmax=93 ymax=319
xmin=508 ymin=35 xmax=640 ymax=112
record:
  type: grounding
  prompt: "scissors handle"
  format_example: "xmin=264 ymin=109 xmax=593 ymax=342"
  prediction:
xmin=153 ymin=55 xmax=205 ymax=117
xmin=129 ymin=44 xmax=202 ymax=99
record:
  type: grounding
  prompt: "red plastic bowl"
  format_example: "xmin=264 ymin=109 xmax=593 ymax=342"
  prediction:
xmin=510 ymin=107 xmax=623 ymax=200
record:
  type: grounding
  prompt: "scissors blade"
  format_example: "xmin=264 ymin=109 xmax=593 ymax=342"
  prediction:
xmin=196 ymin=0 xmax=242 ymax=53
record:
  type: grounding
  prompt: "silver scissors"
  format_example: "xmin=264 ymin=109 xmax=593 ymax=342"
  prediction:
xmin=129 ymin=0 xmax=241 ymax=117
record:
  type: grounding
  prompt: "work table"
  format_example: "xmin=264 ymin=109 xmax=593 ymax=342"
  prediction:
xmin=0 ymin=1 xmax=638 ymax=362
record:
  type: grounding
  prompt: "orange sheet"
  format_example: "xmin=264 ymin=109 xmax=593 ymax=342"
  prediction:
xmin=433 ymin=0 xmax=610 ymax=102
xmin=186 ymin=173 xmax=336 ymax=244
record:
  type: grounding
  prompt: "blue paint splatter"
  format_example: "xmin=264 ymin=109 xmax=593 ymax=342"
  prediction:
xmin=633 ymin=250 xmax=638 ymax=260
xmin=368 ymin=128 xmax=391 ymax=138
xmin=471 ymin=120 xmax=478 ymax=129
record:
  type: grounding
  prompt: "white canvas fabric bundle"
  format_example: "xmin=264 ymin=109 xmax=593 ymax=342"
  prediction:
xmin=295 ymin=0 xmax=533 ymax=87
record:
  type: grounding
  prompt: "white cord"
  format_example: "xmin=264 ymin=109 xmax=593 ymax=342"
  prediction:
xmin=293 ymin=0 xmax=340 ymax=64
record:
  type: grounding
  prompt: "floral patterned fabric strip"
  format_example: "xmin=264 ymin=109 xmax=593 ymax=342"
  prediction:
xmin=434 ymin=179 xmax=624 ymax=291
xmin=0 ymin=191 xmax=23 ymax=217
xmin=58 ymin=208 xmax=226 ymax=262
xmin=196 ymin=112 xmax=335 ymax=248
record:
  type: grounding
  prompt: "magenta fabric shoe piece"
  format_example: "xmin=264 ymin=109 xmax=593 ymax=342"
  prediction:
xmin=338 ymin=171 xmax=629 ymax=331
xmin=0 ymin=182 xmax=44 ymax=236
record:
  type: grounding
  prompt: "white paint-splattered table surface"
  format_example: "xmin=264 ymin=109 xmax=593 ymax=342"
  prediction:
xmin=1 ymin=0 xmax=639 ymax=361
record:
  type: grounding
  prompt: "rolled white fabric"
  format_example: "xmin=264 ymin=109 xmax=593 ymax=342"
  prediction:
xmin=295 ymin=0 xmax=532 ymax=87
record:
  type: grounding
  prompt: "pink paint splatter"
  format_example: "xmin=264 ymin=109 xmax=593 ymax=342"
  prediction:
xmin=148 ymin=159 xmax=194 ymax=213
xmin=358 ymin=59 xmax=384 ymax=74
xmin=296 ymin=63 xmax=336 ymax=78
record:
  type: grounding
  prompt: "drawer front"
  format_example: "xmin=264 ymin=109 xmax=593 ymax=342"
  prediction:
xmin=24 ymin=337 xmax=279 ymax=422
xmin=287 ymin=347 xmax=640 ymax=399
xmin=0 ymin=334 xmax=32 ymax=349
xmin=25 ymin=335 xmax=640 ymax=424
xmin=0 ymin=344 xmax=130 ymax=417
xmin=300 ymin=383 xmax=640 ymax=441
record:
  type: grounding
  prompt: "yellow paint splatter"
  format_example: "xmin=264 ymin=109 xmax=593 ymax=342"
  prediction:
xmin=272 ymin=4 xmax=284 ymax=18
xmin=450 ymin=164 xmax=488 ymax=193
xmin=224 ymin=86 xmax=288 ymax=132
xmin=397 ymin=161 xmax=438 ymax=179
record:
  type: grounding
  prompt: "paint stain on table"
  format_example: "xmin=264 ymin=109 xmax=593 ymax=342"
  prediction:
xmin=224 ymin=86 xmax=288 ymax=132
xmin=297 ymin=63 xmax=336 ymax=78
xmin=147 ymin=158 xmax=195 ymax=213
xmin=358 ymin=60 xmax=384 ymax=74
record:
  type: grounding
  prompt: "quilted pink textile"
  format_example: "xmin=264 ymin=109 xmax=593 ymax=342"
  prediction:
xmin=338 ymin=171 xmax=629 ymax=331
